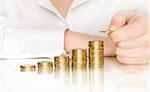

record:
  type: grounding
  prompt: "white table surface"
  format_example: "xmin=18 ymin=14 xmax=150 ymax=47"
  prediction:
xmin=0 ymin=57 xmax=150 ymax=92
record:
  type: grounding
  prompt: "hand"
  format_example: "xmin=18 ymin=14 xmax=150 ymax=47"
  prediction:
xmin=108 ymin=10 xmax=150 ymax=64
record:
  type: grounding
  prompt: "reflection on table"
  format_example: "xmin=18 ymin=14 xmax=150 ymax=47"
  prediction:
xmin=0 ymin=57 xmax=149 ymax=92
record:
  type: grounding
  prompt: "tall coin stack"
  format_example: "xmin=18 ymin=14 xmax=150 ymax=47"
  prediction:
xmin=72 ymin=49 xmax=87 ymax=69
xmin=89 ymin=41 xmax=104 ymax=68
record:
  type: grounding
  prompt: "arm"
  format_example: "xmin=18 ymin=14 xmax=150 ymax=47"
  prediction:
xmin=64 ymin=30 xmax=116 ymax=56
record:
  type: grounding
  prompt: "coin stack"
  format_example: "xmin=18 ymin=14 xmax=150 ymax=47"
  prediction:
xmin=54 ymin=56 xmax=70 ymax=81
xmin=38 ymin=61 xmax=53 ymax=74
xmin=89 ymin=41 xmax=104 ymax=68
xmin=20 ymin=64 xmax=36 ymax=72
xmin=54 ymin=56 xmax=70 ymax=70
xmin=72 ymin=49 xmax=87 ymax=69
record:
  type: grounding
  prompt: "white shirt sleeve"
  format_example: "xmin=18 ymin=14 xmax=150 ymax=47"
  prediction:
xmin=0 ymin=16 xmax=66 ymax=58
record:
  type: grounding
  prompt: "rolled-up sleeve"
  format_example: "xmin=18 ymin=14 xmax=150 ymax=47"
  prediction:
xmin=0 ymin=16 xmax=66 ymax=58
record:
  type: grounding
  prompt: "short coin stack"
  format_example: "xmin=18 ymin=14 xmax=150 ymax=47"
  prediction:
xmin=89 ymin=41 xmax=104 ymax=68
xmin=20 ymin=64 xmax=36 ymax=72
xmin=54 ymin=56 xmax=70 ymax=70
xmin=72 ymin=49 xmax=87 ymax=69
xmin=54 ymin=56 xmax=70 ymax=80
xmin=38 ymin=61 xmax=53 ymax=74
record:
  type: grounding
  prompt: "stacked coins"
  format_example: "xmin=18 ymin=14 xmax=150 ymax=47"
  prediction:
xmin=38 ymin=61 xmax=53 ymax=74
xmin=20 ymin=64 xmax=36 ymax=72
xmin=54 ymin=56 xmax=70 ymax=70
xmin=54 ymin=56 xmax=70 ymax=81
xmin=89 ymin=41 xmax=104 ymax=68
xmin=72 ymin=49 xmax=87 ymax=69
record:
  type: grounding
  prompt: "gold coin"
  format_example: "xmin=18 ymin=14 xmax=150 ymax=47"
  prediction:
xmin=89 ymin=40 xmax=104 ymax=68
xmin=38 ymin=61 xmax=53 ymax=74
xmin=89 ymin=50 xmax=104 ymax=56
xmin=72 ymin=49 xmax=87 ymax=69
xmin=89 ymin=63 xmax=104 ymax=68
xmin=38 ymin=61 xmax=53 ymax=69
xmin=54 ymin=56 xmax=70 ymax=69
xmin=72 ymin=64 xmax=87 ymax=70
xmin=89 ymin=59 xmax=104 ymax=67
xmin=72 ymin=49 xmax=87 ymax=53
xmin=108 ymin=29 xmax=115 ymax=35
xmin=89 ymin=41 xmax=103 ymax=50
xmin=20 ymin=64 xmax=36 ymax=72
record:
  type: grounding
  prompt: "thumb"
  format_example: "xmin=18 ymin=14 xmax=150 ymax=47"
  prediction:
xmin=109 ymin=10 xmax=136 ymax=31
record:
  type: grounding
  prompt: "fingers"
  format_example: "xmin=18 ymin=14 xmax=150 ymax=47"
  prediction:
xmin=116 ymin=46 xmax=149 ymax=64
xmin=118 ymin=34 xmax=147 ymax=48
xmin=109 ymin=10 xmax=136 ymax=31
xmin=116 ymin=47 xmax=147 ymax=58
xmin=108 ymin=10 xmax=149 ymax=64
xmin=108 ymin=10 xmax=147 ymax=42
xmin=109 ymin=24 xmax=147 ymax=42
xmin=115 ymin=34 xmax=149 ymax=64
xmin=116 ymin=56 xmax=148 ymax=64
